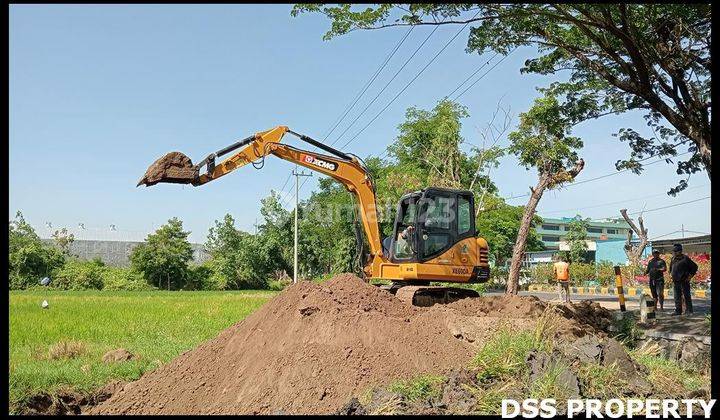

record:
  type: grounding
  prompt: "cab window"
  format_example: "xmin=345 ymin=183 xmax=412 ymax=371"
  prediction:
xmin=458 ymin=196 xmax=471 ymax=235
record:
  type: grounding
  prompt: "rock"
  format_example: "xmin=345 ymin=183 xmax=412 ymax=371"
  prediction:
xmin=526 ymin=351 xmax=580 ymax=399
xmin=601 ymin=339 xmax=652 ymax=396
xmin=679 ymin=338 xmax=710 ymax=369
xmin=102 ymin=349 xmax=135 ymax=363
xmin=41 ymin=300 xmax=49 ymax=309
xmin=336 ymin=398 xmax=367 ymax=415
xmin=569 ymin=334 xmax=602 ymax=363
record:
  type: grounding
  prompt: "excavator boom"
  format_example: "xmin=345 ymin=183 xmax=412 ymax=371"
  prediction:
xmin=138 ymin=126 xmax=384 ymax=259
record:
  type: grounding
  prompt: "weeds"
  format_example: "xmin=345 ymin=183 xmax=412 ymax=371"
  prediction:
xmin=47 ymin=341 xmax=88 ymax=360
xmin=464 ymin=380 xmax=517 ymax=414
xmin=388 ymin=374 xmax=445 ymax=402
xmin=630 ymin=351 xmax=708 ymax=395
xmin=613 ymin=315 xmax=642 ymax=348
xmin=576 ymin=362 xmax=627 ymax=399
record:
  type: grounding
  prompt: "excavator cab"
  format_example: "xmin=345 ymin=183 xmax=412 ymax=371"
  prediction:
xmin=388 ymin=188 xmax=476 ymax=264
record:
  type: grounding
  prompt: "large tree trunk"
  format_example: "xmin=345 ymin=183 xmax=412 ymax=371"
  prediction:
xmin=506 ymin=175 xmax=550 ymax=295
xmin=506 ymin=159 xmax=585 ymax=295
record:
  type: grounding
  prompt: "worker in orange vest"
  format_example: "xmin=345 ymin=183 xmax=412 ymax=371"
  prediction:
xmin=553 ymin=253 xmax=571 ymax=303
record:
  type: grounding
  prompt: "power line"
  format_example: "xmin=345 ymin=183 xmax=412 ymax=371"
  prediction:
xmin=329 ymin=24 xmax=442 ymax=148
xmin=444 ymin=51 xmax=500 ymax=99
xmin=277 ymin=27 xmax=416 ymax=206
xmin=339 ymin=11 xmax=482 ymax=150
xmin=322 ymin=26 xmax=415 ymax=142
xmin=504 ymin=150 xmax=693 ymax=201
xmin=293 ymin=16 xmax=475 ymax=201
xmin=587 ymin=195 xmax=710 ymax=222
xmin=452 ymin=48 xmax=517 ymax=100
xmin=538 ymin=183 xmax=709 ymax=215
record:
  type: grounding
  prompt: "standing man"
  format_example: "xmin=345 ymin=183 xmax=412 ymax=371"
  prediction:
xmin=644 ymin=249 xmax=667 ymax=310
xmin=553 ymin=253 xmax=571 ymax=304
xmin=669 ymin=243 xmax=698 ymax=316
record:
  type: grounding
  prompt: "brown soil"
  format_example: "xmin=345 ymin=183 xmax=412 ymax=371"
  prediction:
xmin=91 ymin=274 xmax=609 ymax=415
xmin=137 ymin=151 xmax=197 ymax=187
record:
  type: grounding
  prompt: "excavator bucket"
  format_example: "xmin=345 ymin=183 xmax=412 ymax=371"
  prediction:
xmin=137 ymin=151 xmax=198 ymax=187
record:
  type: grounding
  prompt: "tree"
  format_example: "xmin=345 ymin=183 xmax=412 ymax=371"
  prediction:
xmin=565 ymin=217 xmax=590 ymax=263
xmin=8 ymin=211 xmax=65 ymax=289
xmin=130 ymin=217 xmax=194 ymax=290
xmin=51 ymin=227 xmax=75 ymax=255
xmin=505 ymin=95 xmax=585 ymax=294
xmin=475 ymin=201 xmax=544 ymax=267
xmin=293 ymin=4 xmax=711 ymax=192
xmin=620 ymin=208 xmax=649 ymax=267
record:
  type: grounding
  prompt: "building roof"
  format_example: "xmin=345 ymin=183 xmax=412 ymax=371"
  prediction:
xmin=651 ymin=234 xmax=711 ymax=247
xmin=540 ymin=216 xmax=631 ymax=229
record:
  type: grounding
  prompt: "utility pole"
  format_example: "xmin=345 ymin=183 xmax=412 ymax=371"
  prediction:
xmin=681 ymin=224 xmax=685 ymax=238
xmin=292 ymin=168 xmax=312 ymax=284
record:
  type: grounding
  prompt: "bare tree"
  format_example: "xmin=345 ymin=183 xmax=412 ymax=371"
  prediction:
xmin=620 ymin=208 xmax=649 ymax=267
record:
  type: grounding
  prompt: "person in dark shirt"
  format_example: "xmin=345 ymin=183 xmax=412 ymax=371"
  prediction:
xmin=669 ymin=243 xmax=699 ymax=315
xmin=644 ymin=249 xmax=667 ymax=310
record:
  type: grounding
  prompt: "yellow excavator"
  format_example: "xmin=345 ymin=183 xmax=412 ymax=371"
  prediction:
xmin=138 ymin=126 xmax=490 ymax=306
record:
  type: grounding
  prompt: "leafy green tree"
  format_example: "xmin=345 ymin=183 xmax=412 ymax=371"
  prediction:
xmin=505 ymin=95 xmax=585 ymax=294
xmin=130 ymin=217 xmax=194 ymax=290
xmin=565 ymin=217 xmax=590 ymax=263
xmin=293 ymin=4 xmax=711 ymax=192
xmin=204 ymin=212 xmax=276 ymax=289
xmin=8 ymin=211 xmax=65 ymax=289
xmin=52 ymin=258 xmax=105 ymax=290
xmin=476 ymin=202 xmax=544 ymax=267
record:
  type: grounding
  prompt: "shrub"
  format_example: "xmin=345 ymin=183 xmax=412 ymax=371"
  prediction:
xmin=101 ymin=267 xmax=155 ymax=291
xmin=9 ymin=212 xmax=66 ymax=289
xmin=531 ymin=263 xmax=555 ymax=284
xmin=52 ymin=258 xmax=105 ymax=290
xmin=268 ymin=278 xmax=292 ymax=291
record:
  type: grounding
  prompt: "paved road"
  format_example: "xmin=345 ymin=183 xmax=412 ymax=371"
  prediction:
xmin=486 ymin=290 xmax=711 ymax=337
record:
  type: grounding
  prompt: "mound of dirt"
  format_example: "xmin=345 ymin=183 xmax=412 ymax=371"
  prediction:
xmin=91 ymin=275 xmax=608 ymax=415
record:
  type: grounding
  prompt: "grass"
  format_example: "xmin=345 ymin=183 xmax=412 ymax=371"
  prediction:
xmin=9 ymin=289 xmax=276 ymax=412
xmin=388 ymin=374 xmax=445 ymax=402
xmin=576 ymin=362 xmax=627 ymax=399
xmin=528 ymin=364 xmax=574 ymax=401
xmin=471 ymin=308 xmax=559 ymax=382
xmin=630 ymin=349 xmax=708 ymax=395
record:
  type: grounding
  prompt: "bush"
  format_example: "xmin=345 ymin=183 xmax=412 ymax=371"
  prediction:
xmin=101 ymin=267 xmax=155 ymax=291
xmin=268 ymin=278 xmax=292 ymax=291
xmin=531 ymin=263 xmax=555 ymax=284
xmin=9 ymin=212 xmax=66 ymax=289
xmin=52 ymin=258 xmax=105 ymax=290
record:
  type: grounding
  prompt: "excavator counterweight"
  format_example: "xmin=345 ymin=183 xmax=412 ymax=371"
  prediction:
xmin=138 ymin=126 xmax=491 ymax=307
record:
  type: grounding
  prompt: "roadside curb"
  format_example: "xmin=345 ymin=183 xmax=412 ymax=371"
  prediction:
xmin=527 ymin=284 xmax=711 ymax=298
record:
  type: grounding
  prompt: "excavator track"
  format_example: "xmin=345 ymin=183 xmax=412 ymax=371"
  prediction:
xmin=393 ymin=285 xmax=479 ymax=307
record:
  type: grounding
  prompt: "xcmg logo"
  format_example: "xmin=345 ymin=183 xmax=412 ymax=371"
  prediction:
xmin=301 ymin=154 xmax=338 ymax=171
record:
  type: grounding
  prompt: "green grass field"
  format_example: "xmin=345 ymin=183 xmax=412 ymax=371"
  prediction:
xmin=9 ymin=290 xmax=276 ymax=412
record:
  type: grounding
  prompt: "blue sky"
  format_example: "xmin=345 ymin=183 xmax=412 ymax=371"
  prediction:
xmin=9 ymin=4 xmax=711 ymax=243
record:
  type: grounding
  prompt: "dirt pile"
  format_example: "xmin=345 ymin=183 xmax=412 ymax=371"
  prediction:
xmin=137 ymin=151 xmax=197 ymax=187
xmin=91 ymin=275 xmax=610 ymax=415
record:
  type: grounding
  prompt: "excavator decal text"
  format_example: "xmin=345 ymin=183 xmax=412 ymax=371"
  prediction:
xmin=301 ymin=154 xmax=338 ymax=172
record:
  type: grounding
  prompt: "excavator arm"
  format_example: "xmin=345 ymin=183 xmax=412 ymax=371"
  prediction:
xmin=137 ymin=126 xmax=384 ymax=261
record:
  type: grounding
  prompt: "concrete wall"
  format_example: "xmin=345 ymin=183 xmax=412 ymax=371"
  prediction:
xmin=42 ymin=239 xmax=210 ymax=267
